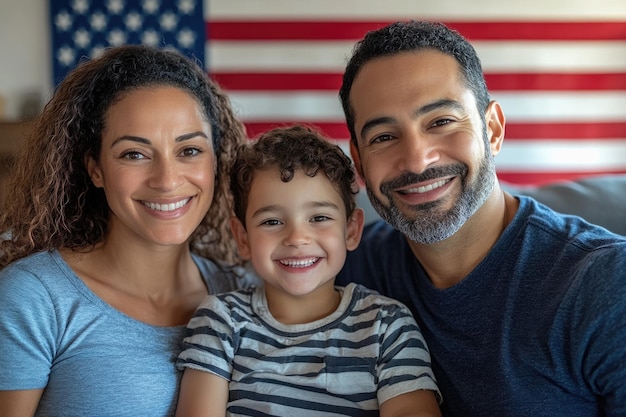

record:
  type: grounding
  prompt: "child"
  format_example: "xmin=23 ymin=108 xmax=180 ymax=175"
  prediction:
xmin=176 ymin=125 xmax=441 ymax=417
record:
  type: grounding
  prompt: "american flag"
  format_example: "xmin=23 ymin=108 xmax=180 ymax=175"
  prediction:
xmin=50 ymin=0 xmax=626 ymax=186
xmin=206 ymin=0 xmax=626 ymax=186
xmin=49 ymin=0 xmax=206 ymax=85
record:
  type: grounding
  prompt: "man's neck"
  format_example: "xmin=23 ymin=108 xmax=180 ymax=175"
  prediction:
xmin=406 ymin=186 xmax=519 ymax=289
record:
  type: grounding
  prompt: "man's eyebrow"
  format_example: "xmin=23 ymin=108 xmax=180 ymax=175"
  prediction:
xmin=359 ymin=99 xmax=465 ymax=140
xmin=110 ymin=131 xmax=209 ymax=147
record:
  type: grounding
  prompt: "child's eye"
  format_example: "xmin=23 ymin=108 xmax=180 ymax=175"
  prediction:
xmin=311 ymin=215 xmax=331 ymax=223
xmin=260 ymin=219 xmax=282 ymax=227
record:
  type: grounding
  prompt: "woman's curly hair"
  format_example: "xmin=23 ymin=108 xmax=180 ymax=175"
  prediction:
xmin=230 ymin=125 xmax=359 ymax=228
xmin=0 ymin=44 xmax=246 ymax=267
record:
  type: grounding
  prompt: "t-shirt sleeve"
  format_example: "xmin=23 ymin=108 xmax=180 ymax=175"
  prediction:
xmin=176 ymin=294 xmax=237 ymax=381
xmin=0 ymin=265 xmax=57 ymax=389
xmin=376 ymin=301 xmax=442 ymax=405
xmin=572 ymin=246 xmax=626 ymax=416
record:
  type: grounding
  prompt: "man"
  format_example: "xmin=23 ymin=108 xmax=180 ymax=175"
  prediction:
xmin=336 ymin=20 xmax=626 ymax=416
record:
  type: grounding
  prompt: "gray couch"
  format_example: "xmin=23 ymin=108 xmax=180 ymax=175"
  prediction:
xmin=357 ymin=174 xmax=626 ymax=236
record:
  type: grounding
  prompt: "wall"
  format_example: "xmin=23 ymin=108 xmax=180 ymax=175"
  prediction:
xmin=0 ymin=0 xmax=51 ymax=120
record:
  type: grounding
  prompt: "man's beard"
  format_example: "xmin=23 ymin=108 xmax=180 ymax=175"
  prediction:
xmin=366 ymin=146 xmax=496 ymax=244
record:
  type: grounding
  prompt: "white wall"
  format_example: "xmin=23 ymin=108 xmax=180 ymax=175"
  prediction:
xmin=0 ymin=0 xmax=51 ymax=120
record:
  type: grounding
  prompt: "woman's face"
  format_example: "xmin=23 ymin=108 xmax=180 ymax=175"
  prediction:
xmin=87 ymin=86 xmax=216 ymax=248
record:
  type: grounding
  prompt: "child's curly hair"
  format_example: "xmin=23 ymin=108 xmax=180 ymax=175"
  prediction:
xmin=230 ymin=125 xmax=359 ymax=227
xmin=0 ymin=44 xmax=246 ymax=267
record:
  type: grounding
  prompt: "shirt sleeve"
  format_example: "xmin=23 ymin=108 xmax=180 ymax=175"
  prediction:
xmin=176 ymin=294 xmax=237 ymax=381
xmin=0 ymin=265 xmax=58 ymax=389
xmin=376 ymin=300 xmax=442 ymax=404
xmin=572 ymin=246 xmax=626 ymax=416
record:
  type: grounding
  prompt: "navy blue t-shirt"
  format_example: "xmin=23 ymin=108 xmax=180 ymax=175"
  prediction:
xmin=338 ymin=196 xmax=626 ymax=416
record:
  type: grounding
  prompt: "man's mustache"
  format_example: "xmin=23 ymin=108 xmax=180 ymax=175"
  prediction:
xmin=380 ymin=163 xmax=468 ymax=196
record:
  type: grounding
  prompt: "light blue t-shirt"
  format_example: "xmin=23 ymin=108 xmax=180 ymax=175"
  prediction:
xmin=0 ymin=250 xmax=256 ymax=417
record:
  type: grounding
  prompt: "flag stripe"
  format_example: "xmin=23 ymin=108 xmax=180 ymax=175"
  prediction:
xmin=227 ymin=91 xmax=626 ymax=121
xmin=207 ymin=21 xmax=626 ymax=41
xmin=205 ymin=1 xmax=626 ymax=185
xmin=212 ymin=72 xmax=626 ymax=91
xmin=243 ymin=122 xmax=626 ymax=141
xmin=208 ymin=42 xmax=626 ymax=72
xmin=497 ymin=170 xmax=626 ymax=184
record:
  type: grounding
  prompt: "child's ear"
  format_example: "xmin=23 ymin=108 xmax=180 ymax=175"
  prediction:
xmin=346 ymin=208 xmax=365 ymax=251
xmin=229 ymin=217 xmax=251 ymax=260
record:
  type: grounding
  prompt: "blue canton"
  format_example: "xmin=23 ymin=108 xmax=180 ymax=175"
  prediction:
xmin=50 ymin=0 xmax=205 ymax=85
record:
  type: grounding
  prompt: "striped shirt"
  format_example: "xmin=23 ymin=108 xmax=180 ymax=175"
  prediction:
xmin=177 ymin=282 xmax=440 ymax=416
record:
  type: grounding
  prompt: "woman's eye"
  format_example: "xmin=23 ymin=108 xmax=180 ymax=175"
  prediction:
xmin=181 ymin=147 xmax=201 ymax=157
xmin=122 ymin=151 xmax=145 ymax=160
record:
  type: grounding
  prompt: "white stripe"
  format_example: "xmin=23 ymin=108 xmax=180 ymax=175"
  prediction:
xmin=496 ymin=140 xmax=626 ymax=171
xmin=227 ymin=91 xmax=626 ymax=122
xmin=206 ymin=0 xmax=626 ymax=20
xmin=494 ymin=92 xmax=626 ymax=122
xmin=207 ymin=41 xmax=626 ymax=73
xmin=338 ymin=140 xmax=626 ymax=172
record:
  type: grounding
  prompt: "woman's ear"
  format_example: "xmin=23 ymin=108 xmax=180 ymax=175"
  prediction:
xmin=229 ymin=217 xmax=251 ymax=260
xmin=85 ymin=154 xmax=104 ymax=188
xmin=346 ymin=208 xmax=365 ymax=251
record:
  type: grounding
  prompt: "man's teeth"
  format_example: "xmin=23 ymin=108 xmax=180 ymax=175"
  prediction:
xmin=404 ymin=179 xmax=450 ymax=194
xmin=144 ymin=198 xmax=190 ymax=212
xmin=280 ymin=258 xmax=318 ymax=268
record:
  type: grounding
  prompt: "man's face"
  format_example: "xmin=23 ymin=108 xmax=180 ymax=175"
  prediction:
xmin=348 ymin=50 xmax=499 ymax=244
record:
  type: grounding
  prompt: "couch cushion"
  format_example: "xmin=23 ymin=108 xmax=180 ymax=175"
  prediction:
xmin=357 ymin=175 xmax=626 ymax=236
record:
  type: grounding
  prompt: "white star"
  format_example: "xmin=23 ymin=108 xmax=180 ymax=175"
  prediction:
xmin=91 ymin=45 xmax=106 ymax=58
xmin=55 ymin=11 xmax=73 ymax=31
xmin=107 ymin=29 xmax=127 ymax=46
xmin=159 ymin=11 xmax=178 ymax=31
xmin=141 ymin=29 xmax=161 ymax=46
xmin=142 ymin=0 xmax=160 ymax=14
xmin=90 ymin=11 xmax=108 ymax=31
xmin=73 ymin=28 xmax=92 ymax=48
xmin=107 ymin=0 xmax=125 ymax=14
xmin=125 ymin=11 xmax=143 ymax=31
xmin=57 ymin=46 xmax=76 ymax=67
xmin=177 ymin=0 xmax=195 ymax=15
xmin=72 ymin=0 xmax=89 ymax=14
xmin=176 ymin=28 xmax=196 ymax=48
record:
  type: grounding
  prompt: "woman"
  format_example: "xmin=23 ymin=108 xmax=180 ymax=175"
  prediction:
xmin=0 ymin=45 xmax=257 ymax=416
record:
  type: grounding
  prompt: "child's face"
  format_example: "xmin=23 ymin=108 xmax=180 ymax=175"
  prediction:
xmin=231 ymin=168 xmax=363 ymax=299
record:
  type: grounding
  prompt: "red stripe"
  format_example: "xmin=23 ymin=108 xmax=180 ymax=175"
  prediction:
xmin=486 ymin=73 xmax=626 ymax=91
xmin=245 ymin=122 xmax=349 ymax=139
xmin=207 ymin=21 xmax=626 ymax=41
xmin=211 ymin=72 xmax=626 ymax=92
xmin=497 ymin=170 xmax=626 ymax=186
xmin=244 ymin=122 xmax=626 ymax=141
xmin=505 ymin=123 xmax=626 ymax=139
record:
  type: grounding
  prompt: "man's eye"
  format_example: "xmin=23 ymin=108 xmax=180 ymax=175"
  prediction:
xmin=432 ymin=118 xmax=452 ymax=127
xmin=371 ymin=134 xmax=393 ymax=144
